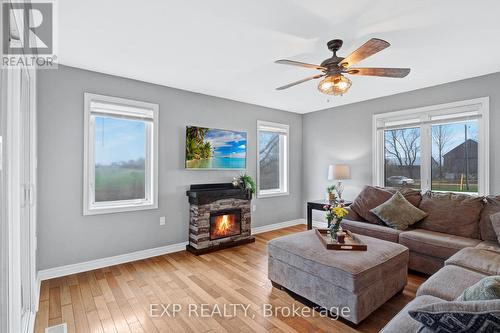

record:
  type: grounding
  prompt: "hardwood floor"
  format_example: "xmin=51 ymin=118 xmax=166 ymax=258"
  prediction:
xmin=35 ymin=225 xmax=426 ymax=333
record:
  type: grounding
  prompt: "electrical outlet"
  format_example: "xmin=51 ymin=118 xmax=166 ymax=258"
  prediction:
xmin=159 ymin=216 xmax=166 ymax=225
xmin=252 ymin=205 xmax=257 ymax=212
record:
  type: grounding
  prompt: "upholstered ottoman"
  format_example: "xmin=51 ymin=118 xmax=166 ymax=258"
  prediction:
xmin=268 ymin=230 xmax=409 ymax=324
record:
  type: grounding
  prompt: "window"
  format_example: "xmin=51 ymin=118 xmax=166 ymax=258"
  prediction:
xmin=374 ymin=97 xmax=489 ymax=195
xmin=257 ymin=121 xmax=289 ymax=198
xmin=83 ymin=93 xmax=158 ymax=215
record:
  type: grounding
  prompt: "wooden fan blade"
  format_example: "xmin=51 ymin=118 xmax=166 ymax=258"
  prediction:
xmin=276 ymin=74 xmax=325 ymax=90
xmin=339 ymin=38 xmax=390 ymax=68
xmin=346 ymin=67 xmax=410 ymax=78
xmin=275 ymin=59 xmax=326 ymax=71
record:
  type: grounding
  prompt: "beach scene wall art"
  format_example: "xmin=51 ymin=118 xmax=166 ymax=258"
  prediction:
xmin=185 ymin=126 xmax=247 ymax=169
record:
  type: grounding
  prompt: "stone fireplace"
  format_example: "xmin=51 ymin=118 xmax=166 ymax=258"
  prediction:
xmin=186 ymin=183 xmax=255 ymax=254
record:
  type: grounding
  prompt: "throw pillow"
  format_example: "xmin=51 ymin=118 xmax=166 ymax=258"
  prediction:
xmin=370 ymin=192 xmax=427 ymax=230
xmin=491 ymin=212 xmax=500 ymax=244
xmin=409 ymin=299 xmax=500 ymax=333
xmin=457 ymin=276 xmax=500 ymax=301
xmin=350 ymin=186 xmax=393 ymax=224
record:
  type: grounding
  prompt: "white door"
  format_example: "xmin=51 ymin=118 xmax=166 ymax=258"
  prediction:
xmin=4 ymin=65 xmax=37 ymax=333
xmin=19 ymin=66 xmax=37 ymax=331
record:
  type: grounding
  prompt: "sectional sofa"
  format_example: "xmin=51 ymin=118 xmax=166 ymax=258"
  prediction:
xmin=340 ymin=186 xmax=500 ymax=332
xmin=341 ymin=186 xmax=499 ymax=274
xmin=381 ymin=241 xmax=500 ymax=332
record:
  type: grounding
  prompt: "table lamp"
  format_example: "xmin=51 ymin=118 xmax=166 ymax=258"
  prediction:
xmin=328 ymin=164 xmax=351 ymax=200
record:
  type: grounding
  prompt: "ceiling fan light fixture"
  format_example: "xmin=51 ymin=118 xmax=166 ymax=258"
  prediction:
xmin=275 ymin=38 xmax=409 ymax=93
xmin=317 ymin=74 xmax=352 ymax=95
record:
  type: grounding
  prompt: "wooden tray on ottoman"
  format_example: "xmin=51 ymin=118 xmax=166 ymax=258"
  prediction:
xmin=315 ymin=228 xmax=367 ymax=251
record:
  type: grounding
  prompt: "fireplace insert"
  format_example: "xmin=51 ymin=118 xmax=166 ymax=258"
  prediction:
xmin=210 ymin=209 xmax=242 ymax=240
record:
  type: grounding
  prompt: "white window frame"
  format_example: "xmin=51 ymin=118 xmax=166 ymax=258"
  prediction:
xmin=373 ymin=97 xmax=489 ymax=195
xmin=257 ymin=120 xmax=289 ymax=198
xmin=83 ymin=93 xmax=159 ymax=215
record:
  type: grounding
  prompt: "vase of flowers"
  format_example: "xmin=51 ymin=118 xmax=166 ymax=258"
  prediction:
xmin=324 ymin=202 xmax=349 ymax=241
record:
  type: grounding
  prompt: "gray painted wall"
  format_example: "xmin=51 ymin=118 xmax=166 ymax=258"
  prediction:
xmin=37 ymin=65 xmax=303 ymax=270
xmin=303 ymin=72 xmax=500 ymax=221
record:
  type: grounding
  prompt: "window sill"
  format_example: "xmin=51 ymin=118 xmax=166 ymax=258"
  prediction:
xmin=257 ymin=191 xmax=289 ymax=199
xmin=83 ymin=202 xmax=158 ymax=216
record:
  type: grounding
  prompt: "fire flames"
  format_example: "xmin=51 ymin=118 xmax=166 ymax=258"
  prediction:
xmin=216 ymin=214 xmax=231 ymax=235
xmin=211 ymin=213 xmax=240 ymax=240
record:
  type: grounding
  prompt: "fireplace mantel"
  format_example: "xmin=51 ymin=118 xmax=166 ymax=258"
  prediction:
xmin=186 ymin=183 xmax=252 ymax=205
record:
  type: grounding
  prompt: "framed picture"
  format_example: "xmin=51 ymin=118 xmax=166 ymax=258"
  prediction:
xmin=185 ymin=126 xmax=247 ymax=170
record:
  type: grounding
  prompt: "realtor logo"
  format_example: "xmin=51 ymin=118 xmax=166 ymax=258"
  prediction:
xmin=2 ymin=0 xmax=57 ymax=68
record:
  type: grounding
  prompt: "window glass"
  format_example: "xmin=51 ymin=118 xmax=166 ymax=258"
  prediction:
xmin=431 ymin=121 xmax=478 ymax=193
xmin=259 ymin=131 xmax=280 ymax=191
xmin=384 ymin=127 xmax=421 ymax=190
xmin=94 ymin=116 xmax=146 ymax=202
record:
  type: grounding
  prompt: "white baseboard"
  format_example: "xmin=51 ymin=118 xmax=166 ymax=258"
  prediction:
xmin=37 ymin=218 xmax=307 ymax=281
xmin=252 ymin=219 xmax=306 ymax=234
xmin=37 ymin=241 xmax=188 ymax=281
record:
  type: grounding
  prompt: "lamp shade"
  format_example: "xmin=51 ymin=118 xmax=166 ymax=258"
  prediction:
xmin=328 ymin=164 xmax=351 ymax=180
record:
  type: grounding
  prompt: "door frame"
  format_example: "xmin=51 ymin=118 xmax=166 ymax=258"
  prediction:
xmin=0 ymin=0 xmax=9 ymax=329
xmin=1 ymin=38 xmax=38 ymax=333
xmin=0 ymin=0 xmax=7 ymax=331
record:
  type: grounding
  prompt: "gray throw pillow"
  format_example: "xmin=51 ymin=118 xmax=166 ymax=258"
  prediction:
xmin=409 ymin=299 xmax=500 ymax=333
xmin=457 ymin=276 xmax=500 ymax=301
xmin=491 ymin=212 xmax=500 ymax=244
xmin=370 ymin=191 xmax=427 ymax=230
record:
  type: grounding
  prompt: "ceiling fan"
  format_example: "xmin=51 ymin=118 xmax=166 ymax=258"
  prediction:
xmin=275 ymin=38 xmax=410 ymax=96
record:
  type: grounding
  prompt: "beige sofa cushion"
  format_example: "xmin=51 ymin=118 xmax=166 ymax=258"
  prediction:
xmin=417 ymin=265 xmax=487 ymax=301
xmin=475 ymin=240 xmax=500 ymax=253
xmin=380 ymin=295 xmax=444 ymax=333
xmin=341 ymin=219 xmax=402 ymax=243
xmin=479 ymin=195 xmax=500 ymax=242
xmin=399 ymin=229 xmax=481 ymax=260
xmin=446 ymin=247 xmax=500 ymax=275
xmin=417 ymin=191 xmax=483 ymax=238
xmin=344 ymin=207 xmax=364 ymax=222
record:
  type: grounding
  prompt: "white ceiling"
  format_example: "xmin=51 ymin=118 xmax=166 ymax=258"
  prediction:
xmin=58 ymin=0 xmax=500 ymax=114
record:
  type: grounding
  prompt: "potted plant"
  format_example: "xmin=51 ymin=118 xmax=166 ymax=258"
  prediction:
xmin=326 ymin=184 xmax=337 ymax=203
xmin=233 ymin=174 xmax=256 ymax=197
